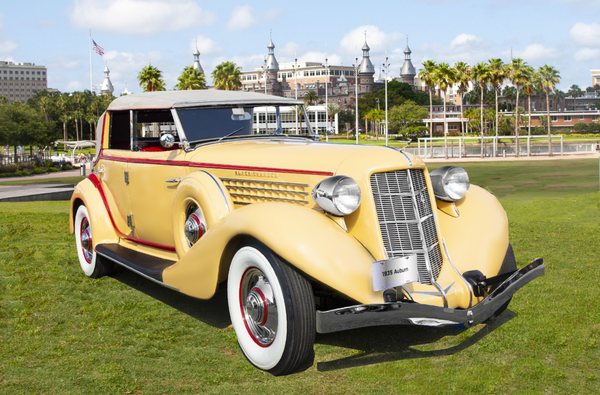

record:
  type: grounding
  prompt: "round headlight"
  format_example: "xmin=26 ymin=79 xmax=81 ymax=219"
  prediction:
xmin=430 ymin=166 xmax=470 ymax=201
xmin=312 ymin=175 xmax=361 ymax=216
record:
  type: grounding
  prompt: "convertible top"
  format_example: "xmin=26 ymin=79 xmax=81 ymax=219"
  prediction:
xmin=107 ymin=90 xmax=302 ymax=111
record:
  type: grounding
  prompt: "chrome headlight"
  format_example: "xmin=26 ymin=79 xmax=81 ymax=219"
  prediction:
xmin=429 ymin=166 xmax=470 ymax=201
xmin=312 ymin=175 xmax=361 ymax=216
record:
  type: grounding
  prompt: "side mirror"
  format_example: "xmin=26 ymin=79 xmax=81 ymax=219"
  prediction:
xmin=160 ymin=133 xmax=176 ymax=149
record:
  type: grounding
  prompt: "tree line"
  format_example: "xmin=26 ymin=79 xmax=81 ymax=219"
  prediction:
xmin=418 ymin=58 xmax=562 ymax=157
xmin=0 ymin=90 xmax=112 ymax=151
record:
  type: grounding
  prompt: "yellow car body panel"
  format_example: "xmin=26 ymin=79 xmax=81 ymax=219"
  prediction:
xmin=162 ymin=203 xmax=380 ymax=303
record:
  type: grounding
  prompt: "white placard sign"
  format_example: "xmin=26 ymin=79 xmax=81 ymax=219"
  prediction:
xmin=372 ymin=255 xmax=419 ymax=291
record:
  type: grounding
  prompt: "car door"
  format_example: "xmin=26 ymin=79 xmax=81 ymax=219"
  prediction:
xmin=97 ymin=110 xmax=133 ymax=234
xmin=126 ymin=109 xmax=189 ymax=249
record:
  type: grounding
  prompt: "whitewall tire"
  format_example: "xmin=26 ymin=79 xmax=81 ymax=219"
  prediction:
xmin=74 ymin=205 xmax=112 ymax=278
xmin=227 ymin=242 xmax=315 ymax=375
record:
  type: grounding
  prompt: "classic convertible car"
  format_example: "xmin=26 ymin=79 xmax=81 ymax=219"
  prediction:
xmin=70 ymin=90 xmax=544 ymax=375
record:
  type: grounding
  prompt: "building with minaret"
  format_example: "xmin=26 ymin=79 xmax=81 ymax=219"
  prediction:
xmin=357 ymin=36 xmax=375 ymax=94
xmin=100 ymin=65 xmax=114 ymax=96
xmin=264 ymin=37 xmax=283 ymax=96
xmin=399 ymin=40 xmax=416 ymax=86
xmin=192 ymin=47 xmax=204 ymax=74
xmin=240 ymin=35 xmax=380 ymax=110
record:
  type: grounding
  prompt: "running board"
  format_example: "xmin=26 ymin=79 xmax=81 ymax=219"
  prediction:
xmin=95 ymin=243 xmax=178 ymax=290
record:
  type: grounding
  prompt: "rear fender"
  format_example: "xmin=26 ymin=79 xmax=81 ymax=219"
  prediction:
xmin=162 ymin=203 xmax=381 ymax=304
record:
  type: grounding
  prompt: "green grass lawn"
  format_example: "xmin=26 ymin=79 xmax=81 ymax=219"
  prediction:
xmin=1 ymin=159 xmax=599 ymax=393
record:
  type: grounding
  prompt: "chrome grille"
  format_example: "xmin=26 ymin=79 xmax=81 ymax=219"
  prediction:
xmin=370 ymin=169 xmax=443 ymax=284
xmin=221 ymin=178 xmax=309 ymax=206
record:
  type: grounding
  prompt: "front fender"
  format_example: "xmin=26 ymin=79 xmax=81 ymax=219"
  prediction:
xmin=69 ymin=177 xmax=119 ymax=247
xmin=437 ymin=184 xmax=509 ymax=279
xmin=162 ymin=203 xmax=382 ymax=304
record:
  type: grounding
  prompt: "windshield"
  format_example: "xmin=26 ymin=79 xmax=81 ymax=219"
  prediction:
xmin=176 ymin=104 xmax=314 ymax=143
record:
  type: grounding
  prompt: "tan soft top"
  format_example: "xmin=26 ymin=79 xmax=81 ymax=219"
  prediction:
xmin=107 ymin=90 xmax=301 ymax=111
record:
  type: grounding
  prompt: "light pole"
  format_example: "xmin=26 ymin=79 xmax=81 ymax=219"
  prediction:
xmin=354 ymin=57 xmax=359 ymax=145
xmin=383 ymin=56 xmax=389 ymax=147
xmin=262 ymin=57 xmax=268 ymax=134
xmin=325 ymin=58 xmax=329 ymax=142
xmin=294 ymin=58 xmax=299 ymax=134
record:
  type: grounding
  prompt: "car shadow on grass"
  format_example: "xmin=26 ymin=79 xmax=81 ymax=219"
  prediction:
xmin=110 ymin=269 xmax=231 ymax=329
xmin=315 ymin=311 xmax=515 ymax=372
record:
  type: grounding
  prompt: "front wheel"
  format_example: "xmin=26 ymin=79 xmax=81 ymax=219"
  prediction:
xmin=227 ymin=242 xmax=315 ymax=375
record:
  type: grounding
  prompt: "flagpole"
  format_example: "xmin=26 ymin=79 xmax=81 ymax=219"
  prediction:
xmin=89 ymin=30 xmax=93 ymax=92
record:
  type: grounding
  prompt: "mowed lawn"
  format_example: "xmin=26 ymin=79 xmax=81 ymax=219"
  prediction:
xmin=1 ymin=159 xmax=599 ymax=393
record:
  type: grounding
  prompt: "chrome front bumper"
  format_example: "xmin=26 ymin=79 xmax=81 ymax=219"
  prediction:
xmin=316 ymin=258 xmax=544 ymax=333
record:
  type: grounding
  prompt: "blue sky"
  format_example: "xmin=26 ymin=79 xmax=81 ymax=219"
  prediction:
xmin=1 ymin=0 xmax=599 ymax=94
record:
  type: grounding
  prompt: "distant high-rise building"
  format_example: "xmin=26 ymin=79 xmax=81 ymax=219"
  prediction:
xmin=0 ymin=61 xmax=47 ymax=102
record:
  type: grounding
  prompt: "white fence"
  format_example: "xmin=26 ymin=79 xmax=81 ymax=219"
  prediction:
xmin=414 ymin=135 xmax=596 ymax=158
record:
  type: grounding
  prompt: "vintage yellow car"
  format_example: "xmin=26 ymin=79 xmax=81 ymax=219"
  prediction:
xmin=70 ymin=90 xmax=544 ymax=375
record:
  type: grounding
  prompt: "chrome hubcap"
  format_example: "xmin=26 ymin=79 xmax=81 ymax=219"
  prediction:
xmin=80 ymin=217 xmax=93 ymax=264
xmin=240 ymin=268 xmax=277 ymax=346
xmin=184 ymin=207 xmax=205 ymax=247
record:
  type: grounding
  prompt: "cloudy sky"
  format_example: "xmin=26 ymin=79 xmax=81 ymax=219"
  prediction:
xmin=1 ymin=0 xmax=599 ymax=94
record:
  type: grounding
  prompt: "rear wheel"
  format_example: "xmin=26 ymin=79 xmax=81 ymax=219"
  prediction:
xmin=227 ymin=242 xmax=315 ymax=375
xmin=74 ymin=205 xmax=113 ymax=278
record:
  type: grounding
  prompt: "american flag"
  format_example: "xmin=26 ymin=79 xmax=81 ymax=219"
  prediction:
xmin=92 ymin=39 xmax=104 ymax=56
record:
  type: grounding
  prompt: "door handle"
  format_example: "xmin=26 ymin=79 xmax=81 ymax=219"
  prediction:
xmin=165 ymin=178 xmax=181 ymax=184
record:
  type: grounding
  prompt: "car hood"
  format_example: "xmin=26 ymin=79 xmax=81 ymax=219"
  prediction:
xmin=186 ymin=138 xmax=423 ymax=177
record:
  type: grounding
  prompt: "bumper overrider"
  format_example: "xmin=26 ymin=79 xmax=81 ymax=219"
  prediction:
xmin=316 ymin=258 xmax=544 ymax=333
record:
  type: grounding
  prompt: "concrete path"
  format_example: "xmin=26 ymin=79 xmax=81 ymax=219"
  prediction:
xmin=0 ymin=183 xmax=74 ymax=202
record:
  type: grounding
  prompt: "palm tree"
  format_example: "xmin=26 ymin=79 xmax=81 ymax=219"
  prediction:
xmin=538 ymin=65 xmax=561 ymax=155
xmin=418 ymin=60 xmax=437 ymax=156
xmin=138 ymin=65 xmax=166 ymax=92
xmin=433 ymin=62 xmax=456 ymax=159
xmin=453 ymin=61 xmax=471 ymax=140
xmin=212 ymin=61 xmax=242 ymax=91
xmin=472 ymin=62 xmax=490 ymax=157
xmin=304 ymin=90 xmax=318 ymax=106
xmin=487 ymin=58 xmax=506 ymax=155
xmin=520 ymin=65 xmax=537 ymax=154
xmin=507 ymin=58 xmax=529 ymax=156
xmin=175 ymin=66 xmax=206 ymax=90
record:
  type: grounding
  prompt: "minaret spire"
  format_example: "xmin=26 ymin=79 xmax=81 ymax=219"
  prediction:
xmin=100 ymin=65 xmax=114 ymax=96
xmin=192 ymin=40 xmax=204 ymax=73
xmin=358 ymin=32 xmax=375 ymax=75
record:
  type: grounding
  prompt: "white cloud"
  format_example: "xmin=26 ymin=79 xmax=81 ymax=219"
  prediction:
xmin=516 ymin=43 xmax=558 ymax=61
xmin=66 ymin=80 xmax=83 ymax=92
xmin=574 ymin=48 xmax=600 ymax=61
xmin=70 ymin=0 xmax=215 ymax=35
xmin=0 ymin=39 xmax=17 ymax=54
xmin=339 ymin=25 xmax=401 ymax=55
xmin=103 ymin=50 xmax=162 ymax=83
xmin=450 ymin=33 xmax=482 ymax=49
xmin=297 ymin=51 xmax=342 ymax=66
xmin=279 ymin=41 xmax=300 ymax=57
xmin=188 ymin=35 xmax=218 ymax=55
xmin=227 ymin=5 xmax=255 ymax=31
xmin=570 ymin=22 xmax=600 ymax=47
